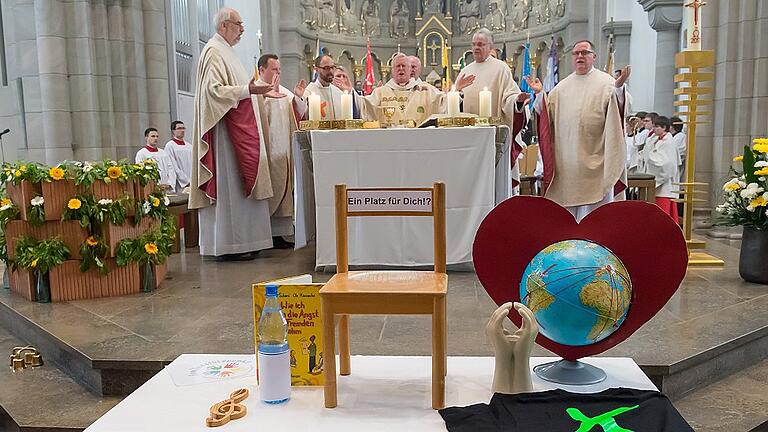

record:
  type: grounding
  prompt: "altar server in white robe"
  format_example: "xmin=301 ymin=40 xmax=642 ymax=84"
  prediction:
xmin=136 ymin=127 xmax=177 ymax=192
xmin=256 ymin=53 xmax=308 ymax=249
xmin=526 ymin=40 xmax=630 ymax=221
xmin=642 ymin=115 xmax=680 ymax=221
xmin=456 ymin=28 xmax=531 ymax=187
xmin=190 ymin=7 xmax=285 ymax=261
xmin=164 ymin=120 xmax=192 ymax=191
xmin=303 ymin=55 xmax=358 ymax=120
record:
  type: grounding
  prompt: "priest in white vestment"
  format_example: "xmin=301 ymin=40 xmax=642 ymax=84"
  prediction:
xmin=136 ymin=127 xmax=177 ymax=192
xmin=456 ymin=28 xmax=530 ymax=188
xmin=408 ymin=55 xmax=439 ymax=93
xmin=256 ymin=53 xmax=308 ymax=249
xmin=526 ymin=40 xmax=630 ymax=221
xmin=190 ymin=7 xmax=285 ymax=261
xmin=303 ymin=55 xmax=358 ymax=121
xmin=164 ymin=120 xmax=192 ymax=191
xmin=358 ymin=53 xmax=474 ymax=126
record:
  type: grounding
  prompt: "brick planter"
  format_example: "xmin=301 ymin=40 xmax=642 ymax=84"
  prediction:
xmin=5 ymin=220 xmax=88 ymax=260
xmin=42 ymin=180 xmax=83 ymax=221
xmin=134 ymin=181 xmax=156 ymax=202
xmin=91 ymin=179 xmax=135 ymax=202
xmin=6 ymin=181 xmax=42 ymax=221
xmin=48 ymin=260 xmax=140 ymax=301
xmin=100 ymin=217 xmax=159 ymax=257
xmin=9 ymin=268 xmax=36 ymax=301
xmin=154 ymin=262 xmax=167 ymax=287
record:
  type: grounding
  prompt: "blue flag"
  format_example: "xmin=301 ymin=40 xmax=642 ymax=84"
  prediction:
xmin=519 ymin=42 xmax=534 ymax=110
xmin=543 ymin=38 xmax=559 ymax=93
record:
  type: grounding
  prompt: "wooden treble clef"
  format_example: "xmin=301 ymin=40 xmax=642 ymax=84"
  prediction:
xmin=205 ymin=388 xmax=249 ymax=427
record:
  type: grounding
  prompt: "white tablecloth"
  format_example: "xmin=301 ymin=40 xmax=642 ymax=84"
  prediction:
xmin=303 ymin=127 xmax=502 ymax=268
xmin=85 ymin=355 xmax=657 ymax=432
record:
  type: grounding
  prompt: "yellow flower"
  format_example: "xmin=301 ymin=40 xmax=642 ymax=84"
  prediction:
xmin=107 ymin=166 xmax=123 ymax=179
xmin=133 ymin=164 xmax=141 ymax=169
xmin=67 ymin=198 xmax=82 ymax=210
xmin=733 ymin=155 xmax=744 ymax=161
xmin=14 ymin=170 xmax=21 ymax=177
xmin=30 ymin=258 xmax=38 ymax=268
xmin=724 ymin=183 xmax=741 ymax=191
xmin=49 ymin=167 xmax=65 ymax=180
xmin=750 ymin=196 xmax=767 ymax=208
xmin=754 ymin=143 xmax=768 ymax=153
xmin=19 ymin=165 xmax=27 ymax=172
xmin=0 ymin=198 xmax=10 ymax=207
xmin=753 ymin=138 xmax=768 ymax=145
xmin=152 ymin=197 xmax=160 ymax=207
xmin=144 ymin=243 xmax=158 ymax=255
xmin=86 ymin=236 xmax=98 ymax=247
xmin=755 ymin=167 xmax=768 ymax=176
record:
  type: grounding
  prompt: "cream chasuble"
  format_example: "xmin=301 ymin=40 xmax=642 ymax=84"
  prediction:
xmin=537 ymin=68 xmax=627 ymax=208
xmin=304 ymin=81 xmax=346 ymax=121
xmin=358 ymin=78 xmax=444 ymax=125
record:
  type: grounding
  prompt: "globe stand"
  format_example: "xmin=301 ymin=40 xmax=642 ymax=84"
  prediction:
xmin=533 ymin=359 xmax=607 ymax=385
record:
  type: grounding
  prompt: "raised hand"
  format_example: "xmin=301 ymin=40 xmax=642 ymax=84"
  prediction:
xmin=524 ymin=76 xmax=543 ymax=94
xmin=248 ymin=78 xmax=273 ymax=95
xmin=516 ymin=92 xmax=531 ymax=105
xmin=263 ymin=75 xmax=286 ymax=99
xmin=333 ymin=75 xmax=353 ymax=92
xmin=615 ymin=65 xmax=631 ymax=88
xmin=294 ymin=79 xmax=307 ymax=98
xmin=455 ymin=73 xmax=476 ymax=92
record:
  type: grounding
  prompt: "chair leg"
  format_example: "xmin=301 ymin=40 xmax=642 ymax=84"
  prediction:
xmin=339 ymin=314 xmax=351 ymax=376
xmin=432 ymin=296 xmax=446 ymax=409
xmin=322 ymin=301 xmax=337 ymax=408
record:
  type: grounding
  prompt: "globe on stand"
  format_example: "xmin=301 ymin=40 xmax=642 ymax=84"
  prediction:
xmin=519 ymin=239 xmax=632 ymax=385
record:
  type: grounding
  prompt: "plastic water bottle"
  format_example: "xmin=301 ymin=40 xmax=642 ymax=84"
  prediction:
xmin=257 ymin=284 xmax=291 ymax=404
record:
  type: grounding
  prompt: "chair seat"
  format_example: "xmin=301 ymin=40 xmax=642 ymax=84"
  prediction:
xmin=321 ymin=271 xmax=447 ymax=295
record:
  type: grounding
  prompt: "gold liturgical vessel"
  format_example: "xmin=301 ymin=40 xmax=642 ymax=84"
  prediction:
xmin=9 ymin=346 xmax=44 ymax=372
xmin=673 ymin=49 xmax=724 ymax=267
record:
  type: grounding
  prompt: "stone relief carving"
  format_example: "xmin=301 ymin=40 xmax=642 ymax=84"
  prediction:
xmin=459 ymin=0 xmax=481 ymax=35
xmin=535 ymin=0 xmax=551 ymax=25
xmin=423 ymin=0 xmax=442 ymax=15
xmin=301 ymin=0 xmax=319 ymax=30
xmin=507 ymin=0 xmax=530 ymax=32
xmin=361 ymin=0 xmax=381 ymax=37
xmin=317 ymin=0 xmax=337 ymax=30
xmin=484 ymin=1 xmax=506 ymax=31
xmin=340 ymin=0 xmax=359 ymax=34
xmin=553 ymin=0 xmax=566 ymax=18
xmin=390 ymin=0 xmax=410 ymax=38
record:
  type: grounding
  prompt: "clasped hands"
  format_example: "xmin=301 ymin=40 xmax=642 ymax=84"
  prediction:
xmin=486 ymin=301 xmax=539 ymax=394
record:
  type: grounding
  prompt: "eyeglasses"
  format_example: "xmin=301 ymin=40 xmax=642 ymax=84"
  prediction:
xmin=317 ymin=65 xmax=336 ymax=71
xmin=175 ymin=126 xmax=186 ymax=130
xmin=225 ymin=20 xmax=244 ymax=28
xmin=571 ymin=50 xmax=595 ymax=57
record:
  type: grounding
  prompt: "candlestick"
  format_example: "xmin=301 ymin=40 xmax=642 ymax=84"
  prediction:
xmin=340 ymin=91 xmax=353 ymax=120
xmin=308 ymin=92 xmax=322 ymax=121
xmin=447 ymin=86 xmax=461 ymax=117
xmin=479 ymin=87 xmax=492 ymax=117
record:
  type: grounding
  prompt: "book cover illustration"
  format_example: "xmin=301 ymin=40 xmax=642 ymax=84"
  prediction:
xmin=253 ymin=275 xmax=324 ymax=386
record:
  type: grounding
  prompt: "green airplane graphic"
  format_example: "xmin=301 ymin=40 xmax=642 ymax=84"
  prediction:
xmin=566 ymin=404 xmax=639 ymax=432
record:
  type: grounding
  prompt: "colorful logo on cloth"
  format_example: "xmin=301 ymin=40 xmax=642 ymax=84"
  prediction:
xmin=185 ymin=359 xmax=253 ymax=382
xmin=201 ymin=361 xmax=244 ymax=378
xmin=320 ymin=101 xmax=328 ymax=118
xmin=567 ymin=405 xmax=638 ymax=432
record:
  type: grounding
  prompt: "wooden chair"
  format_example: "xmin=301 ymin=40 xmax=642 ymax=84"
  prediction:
xmin=627 ymin=173 xmax=656 ymax=203
xmin=320 ymin=182 xmax=448 ymax=409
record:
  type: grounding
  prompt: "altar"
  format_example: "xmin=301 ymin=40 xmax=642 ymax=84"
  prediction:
xmin=293 ymin=126 xmax=512 ymax=270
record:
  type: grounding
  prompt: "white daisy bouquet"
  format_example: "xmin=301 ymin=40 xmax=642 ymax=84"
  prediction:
xmin=715 ymin=138 xmax=768 ymax=230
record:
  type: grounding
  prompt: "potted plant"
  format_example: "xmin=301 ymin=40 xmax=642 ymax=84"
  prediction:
xmin=0 ymin=196 xmax=19 ymax=289
xmin=3 ymin=162 xmax=46 ymax=220
xmin=79 ymin=235 xmax=108 ymax=275
xmin=116 ymin=226 xmax=172 ymax=293
xmin=715 ymin=138 xmax=768 ymax=283
xmin=13 ymin=236 xmax=70 ymax=302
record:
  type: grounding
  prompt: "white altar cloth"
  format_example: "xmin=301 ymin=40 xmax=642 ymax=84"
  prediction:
xmin=85 ymin=355 xmax=657 ymax=432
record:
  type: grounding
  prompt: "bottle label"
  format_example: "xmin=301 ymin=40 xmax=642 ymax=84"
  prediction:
xmin=257 ymin=350 xmax=291 ymax=402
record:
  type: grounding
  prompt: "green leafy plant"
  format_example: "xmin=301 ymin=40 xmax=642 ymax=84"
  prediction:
xmin=79 ymin=235 xmax=108 ymax=274
xmin=94 ymin=197 xmax=129 ymax=226
xmin=134 ymin=188 xmax=170 ymax=225
xmin=0 ymin=196 xmax=19 ymax=228
xmin=13 ymin=236 xmax=70 ymax=273
xmin=27 ymin=196 xmax=45 ymax=226
xmin=0 ymin=232 xmax=8 ymax=264
xmin=62 ymin=194 xmax=96 ymax=228
xmin=116 ymin=226 xmax=174 ymax=267
xmin=4 ymin=162 xmax=49 ymax=185
xmin=715 ymin=138 xmax=768 ymax=231
xmin=126 ymin=159 xmax=161 ymax=186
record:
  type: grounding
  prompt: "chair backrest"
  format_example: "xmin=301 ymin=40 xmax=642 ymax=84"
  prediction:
xmin=334 ymin=182 xmax=446 ymax=274
xmin=520 ymin=144 xmax=539 ymax=177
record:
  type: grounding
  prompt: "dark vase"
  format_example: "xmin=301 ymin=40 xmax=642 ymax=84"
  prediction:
xmin=739 ymin=225 xmax=768 ymax=284
xmin=141 ymin=262 xmax=156 ymax=293
xmin=35 ymin=270 xmax=51 ymax=303
xmin=2 ymin=265 xmax=9 ymax=289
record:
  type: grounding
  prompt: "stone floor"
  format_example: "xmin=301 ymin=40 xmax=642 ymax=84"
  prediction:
xmin=0 ymin=237 xmax=767 ymax=429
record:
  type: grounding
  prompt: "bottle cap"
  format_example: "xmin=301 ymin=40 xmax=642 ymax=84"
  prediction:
xmin=265 ymin=284 xmax=278 ymax=297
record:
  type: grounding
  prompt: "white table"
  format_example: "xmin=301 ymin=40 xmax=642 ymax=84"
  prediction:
xmin=85 ymin=355 xmax=656 ymax=432
xmin=293 ymin=127 xmax=511 ymax=269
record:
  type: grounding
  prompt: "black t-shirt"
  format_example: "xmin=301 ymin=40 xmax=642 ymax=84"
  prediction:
xmin=439 ymin=388 xmax=693 ymax=432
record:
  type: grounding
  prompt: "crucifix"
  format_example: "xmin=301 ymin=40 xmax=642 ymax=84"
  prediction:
xmin=427 ymin=39 xmax=441 ymax=66
xmin=685 ymin=0 xmax=706 ymax=46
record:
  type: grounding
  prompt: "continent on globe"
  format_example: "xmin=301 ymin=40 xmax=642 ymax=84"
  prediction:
xmin=524 ymin=273 xmax=555 ymax=313
xmin=579 ymin=279 xmax=631 ymax=342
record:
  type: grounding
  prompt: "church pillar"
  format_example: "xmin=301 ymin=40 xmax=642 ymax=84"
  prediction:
xmin=637 ymin=0 xmax=684 ymax=115
xmin=602 ymin=20 xmax=632 ymax=70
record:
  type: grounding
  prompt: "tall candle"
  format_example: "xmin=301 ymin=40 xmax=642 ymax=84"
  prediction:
xmin=479 ymin=87 xmax=492 ymax=118
xmin=340 ymin=90 xmax=353 ymax=120
xmin=308 ymin=92 xmax=322 ymax=121
xmin=447 ymin=86 xmax=461 ymax=117
xmin=684 ymin=0 xmax=704 ymax=51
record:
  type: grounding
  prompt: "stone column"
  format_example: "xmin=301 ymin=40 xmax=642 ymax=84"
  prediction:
xmin=637 ymin=0 xmax=684 ymax=115
xmin=602 ymin=20 xmax=632 ymax=70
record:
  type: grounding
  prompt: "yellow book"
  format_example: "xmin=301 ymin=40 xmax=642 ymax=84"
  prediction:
xmin=253 ymin=275 xmax=324 ymax=386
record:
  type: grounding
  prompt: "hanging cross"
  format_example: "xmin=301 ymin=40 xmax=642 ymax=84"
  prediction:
xmin=685 ymin=0 xmax=706 ymax=27
xmin=427 ymin=39 xmax=440 ymax=65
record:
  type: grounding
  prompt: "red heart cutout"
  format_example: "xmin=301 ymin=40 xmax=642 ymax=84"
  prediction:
xmin=473 ymin=196 xmax=688 ymax=361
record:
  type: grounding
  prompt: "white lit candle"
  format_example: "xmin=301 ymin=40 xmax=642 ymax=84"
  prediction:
xmin=308 ymin=92 xmax=322 ymax=121
xmin=479 ymin=87 xmax=492 ymax=118
xmin=447 ymin=86 xmax=461 ymax=117
xmin=684 ymin=0 xmax=704 ymax=51
xmin=340 ymin=90 xmax=353 ymax=120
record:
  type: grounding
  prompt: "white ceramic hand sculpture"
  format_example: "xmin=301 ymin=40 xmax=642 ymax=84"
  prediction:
xmin=485 ymin=302 xmax=539 ymax=394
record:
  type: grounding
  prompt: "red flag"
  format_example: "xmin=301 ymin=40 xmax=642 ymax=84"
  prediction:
xmin=364 ymin=39 xmax=375 ymax=95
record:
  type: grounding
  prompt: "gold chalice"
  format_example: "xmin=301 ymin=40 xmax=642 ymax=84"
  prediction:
xmin=382 ymin=106 xmax=397 ymax=128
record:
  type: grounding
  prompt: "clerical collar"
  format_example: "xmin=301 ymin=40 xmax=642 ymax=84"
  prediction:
xmin=172 ymin=138 xmax=185 ymax=146
xmin=144 ymin=145 xmax=159 ymax=153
